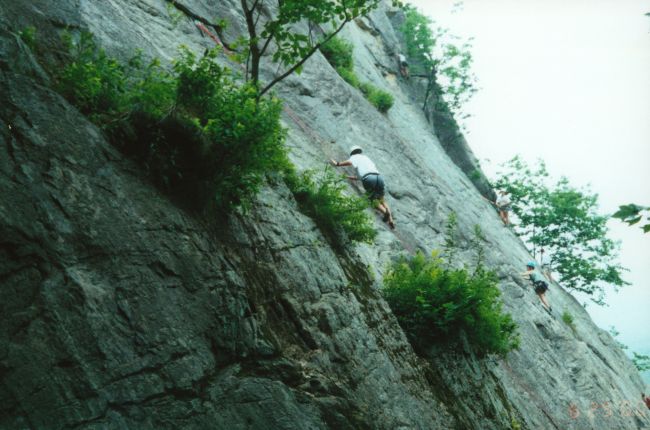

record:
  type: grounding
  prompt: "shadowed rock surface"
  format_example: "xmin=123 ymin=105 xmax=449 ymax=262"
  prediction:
xmin=0 ymin=1 xmax=648 ymax=429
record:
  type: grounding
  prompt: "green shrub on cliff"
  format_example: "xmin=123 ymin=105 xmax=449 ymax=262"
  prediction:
xmin=288 ymin=167 xmax=376 ymax=244
xmin=562 ymin=310 xmax=576 ymax=333
xmin=319 ymin=36 xmax=393 ymax=113
xmin=336 ymin=66 xmax=360 ymax=87
xmin=58 ymin=32 xmax=130 ymax=121
xmin=383 ymin=251 xmax=519 ymax=356
xmin=18 ymin=26 xmax=37 ymax=51
xmin=55 ymin=33 xmax=287 ymax=211
xmin=366 ymin=87 xmax=394 ymax=113
xmin=320 ymin=37 xmax=354 ymax=71
xmin=170 ymin=48 xmax=288 ymax=209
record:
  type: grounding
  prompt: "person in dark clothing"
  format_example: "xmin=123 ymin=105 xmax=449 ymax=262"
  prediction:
xmin=522 ymin=261 xmax=552 ymax=312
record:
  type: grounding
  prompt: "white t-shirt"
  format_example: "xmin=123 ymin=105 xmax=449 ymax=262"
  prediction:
xmin=350 ymin=154 xmax=379 ymax=178
xmin=540 ymin=254 xmax=551 ymax=266
xmin=496 ymin=194 xmax=511 ymax=207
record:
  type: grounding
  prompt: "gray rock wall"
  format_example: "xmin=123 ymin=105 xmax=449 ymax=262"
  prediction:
xmin=0 ymin=1 xmax=648 ymax=429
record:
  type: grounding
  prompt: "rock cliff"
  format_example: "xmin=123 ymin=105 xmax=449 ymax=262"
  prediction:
xmin=0 ymin=1 xmax=648 ymax=429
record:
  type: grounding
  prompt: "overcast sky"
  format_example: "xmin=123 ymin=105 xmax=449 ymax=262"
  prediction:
xmin=407 ymin=0 xmax=650 ymax=369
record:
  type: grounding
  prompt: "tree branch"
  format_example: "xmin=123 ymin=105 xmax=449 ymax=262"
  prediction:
xmin=241 ymin=0 xmax=261 ymax=84
xmin=253 ymin=0 xmax=264 ymax=27
xmin=164 ymin=0 xmax=235 ymax=51
xmin=259 ymin=19 xmax=349 ymax=97
xmin=259 ymin=26 xmax=277 ymax=57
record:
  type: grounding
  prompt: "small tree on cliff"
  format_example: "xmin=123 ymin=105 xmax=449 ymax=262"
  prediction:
xmin=400 ymin=6 xmax=477 ymax=121
xmin=494 ymin=156 xmax=627 ymax=304
xmin=239 ymin=0 xmax=399 ymax=97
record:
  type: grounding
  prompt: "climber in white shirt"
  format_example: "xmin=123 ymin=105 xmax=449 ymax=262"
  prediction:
xmin=331 ymin=146 xmax=395 ymax=229
xmin=398 ymin=53 xmax=409 ymax=78
xmin=495 ymin=190 xmax=511 ymax=226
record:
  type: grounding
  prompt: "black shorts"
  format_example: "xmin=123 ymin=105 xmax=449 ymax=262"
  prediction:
xmin=362 ymin=173 xmax=385 ymax=200
xmin=534 ymin=281 xmax=548 ymax=294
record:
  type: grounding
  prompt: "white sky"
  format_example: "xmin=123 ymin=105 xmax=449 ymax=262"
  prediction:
xmin=407 ymin=0 xmax=650 ymax=366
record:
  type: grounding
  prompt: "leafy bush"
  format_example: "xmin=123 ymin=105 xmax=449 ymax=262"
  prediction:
xmin=55 ymin=32 xmax=288 ymax=211
xmin=170 ymin=48 xmax=288 ymax=209
xmin=562 ymin=311 xmax=576 ymax=332
xmin=127 ymin=55 xmax=177 ymax=118
xmin=320 ymin=37 xmax=354 ymax=70
xmin=383 ymin=251 xmax=519 ymax=356
xmin=319 ymin=36 xmax=393 ymax=113
xmin=18 ymin=26 xmax=37 ymax=51
xmin=358 ymin=82 xmax=374 ymax=96
xmin=561 ymin=311 xmax=574 ymax=325
xmin=366 ymin=87 xmax=394 ymax=113
xmin=57 ymin=32 xmax=130 ymax=121
xmin=288 ymin=167 xmax=376 ymax=244
xmin=336 ymin=66 xmax=360 ymax=88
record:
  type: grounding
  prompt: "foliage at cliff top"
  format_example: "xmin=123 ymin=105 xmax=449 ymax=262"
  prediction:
xmin=494 ymin=156 xmax=627 ymax=304
xmin=400 ymin=5 xmax=477 ymax=122
xmin=55 ymin=31 xmax=288 ymax=211
xmin=239 ymin=0 xmax=401 ymax=97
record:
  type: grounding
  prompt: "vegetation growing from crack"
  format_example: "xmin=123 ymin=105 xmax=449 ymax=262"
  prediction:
xmin=383 ymin=213 xmax=519 ymax=356
xmin=285 ymin=167 xmax=377 ymax=244
xmin=54 ymin=31 xmax=289 ymax=211
xmin=562 ymin=311 xmax=576 ymax=333
xmin=28 ymin=27 xmax=377 ymax=248
xmin=18 ymin=26 xmax=37 ymax=51
xmin=320 ymin=36 xmax=394 ymax=113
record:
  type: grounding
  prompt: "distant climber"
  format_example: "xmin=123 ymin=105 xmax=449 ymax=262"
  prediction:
xmin=398 ymin=53 xmax=409 ymax=78
xmin=495 ymin=190 xmax=511 ymax=226
xmin=539 ymin=248 xmax=553 ymax=283
xmin=482 ymin=190 xmax=511 ymax=226
xmin=643 ymin=393 xmax=650 ymax=410
xmin=331 ymin=146 xmax=395 ymax=229
xmin=521 ymin=261 xmax=552 ymax=313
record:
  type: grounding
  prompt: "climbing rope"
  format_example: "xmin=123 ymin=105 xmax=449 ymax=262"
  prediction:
xmin=195 ymin=22 xmax=231 ymax=54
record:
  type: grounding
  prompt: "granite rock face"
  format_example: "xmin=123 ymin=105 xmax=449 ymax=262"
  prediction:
xmin=0 ymin=1 xmax=648 ymax=429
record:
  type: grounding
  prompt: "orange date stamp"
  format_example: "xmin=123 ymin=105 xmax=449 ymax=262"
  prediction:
xmin=568 ymin=400 xmax=648 ymax=419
